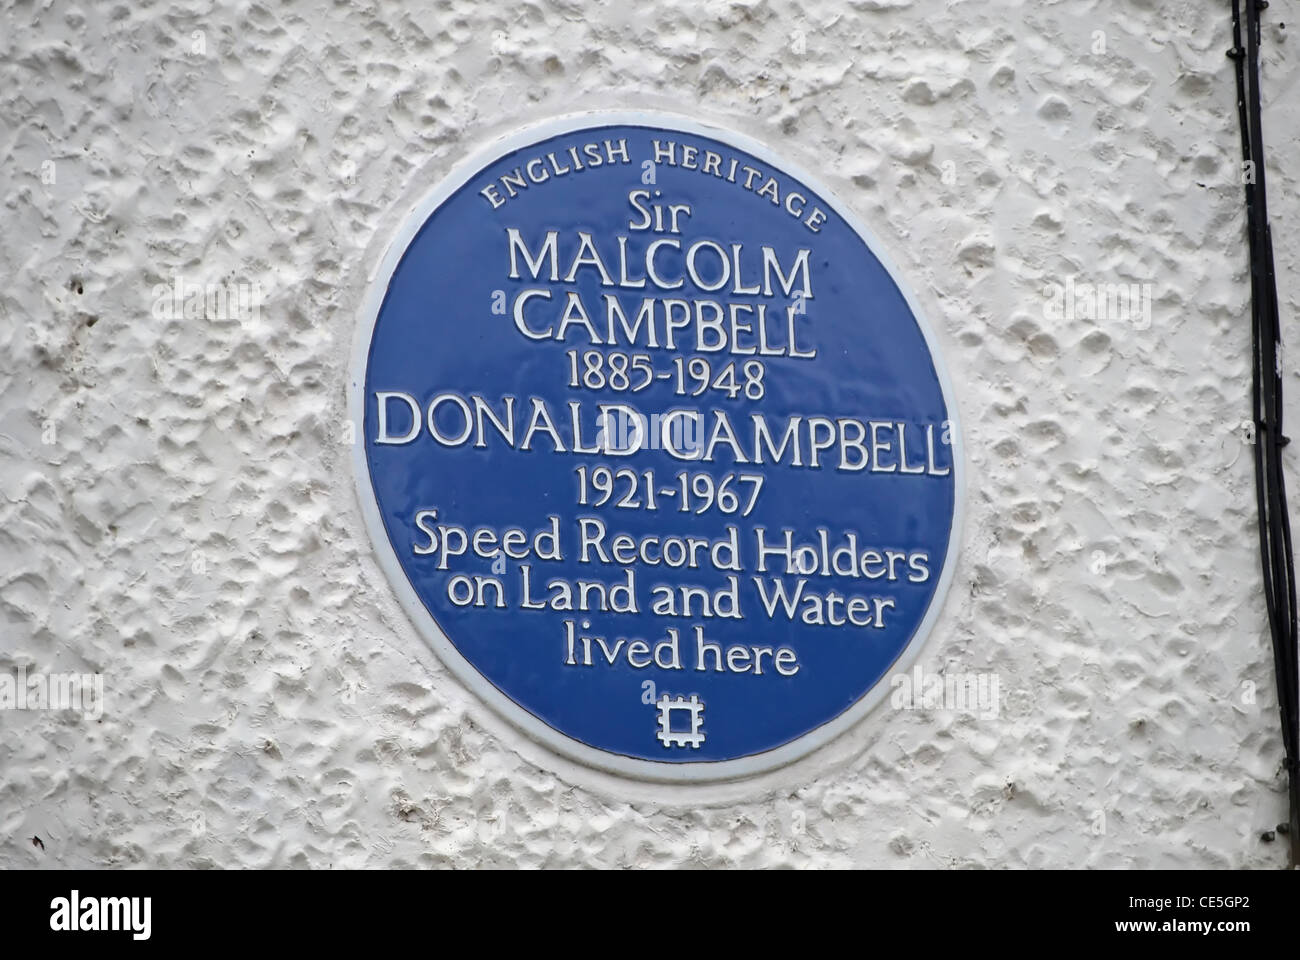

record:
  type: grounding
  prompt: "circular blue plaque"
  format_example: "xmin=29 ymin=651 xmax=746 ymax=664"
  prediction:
xmin=350 ymin=114 xmax=962 ymax=781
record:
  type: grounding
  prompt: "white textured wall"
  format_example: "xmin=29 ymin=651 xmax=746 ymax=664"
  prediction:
xmin=2 ymin=0 xmax=1297 ymax=869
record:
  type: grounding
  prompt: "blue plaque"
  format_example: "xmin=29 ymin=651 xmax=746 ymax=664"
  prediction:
xmin=350 ymin=114 xmax=962 ymax=781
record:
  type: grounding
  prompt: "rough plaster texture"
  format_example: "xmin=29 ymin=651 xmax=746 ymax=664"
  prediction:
xmin=1 ymin=0 xmax=1298 ymax=868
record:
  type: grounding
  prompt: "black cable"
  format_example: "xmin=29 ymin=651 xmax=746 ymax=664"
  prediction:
xmin=1230 ymin=0 xmax=1300 ymax=868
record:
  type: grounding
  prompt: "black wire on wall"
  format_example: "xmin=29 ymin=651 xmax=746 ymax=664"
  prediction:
xmin=1229 ymin=0 xmax=1300 ymax=868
